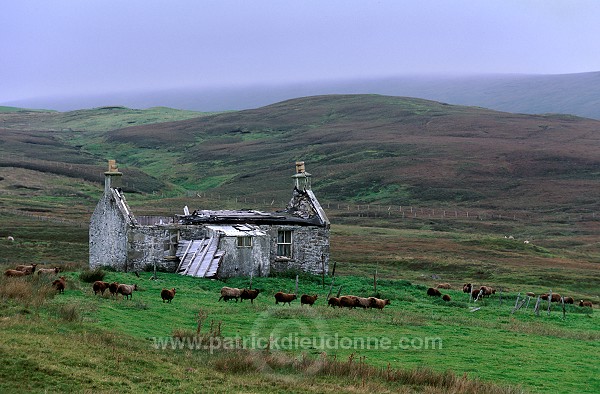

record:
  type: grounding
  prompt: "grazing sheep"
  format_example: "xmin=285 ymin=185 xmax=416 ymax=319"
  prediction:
xmin=52 ymin=276 xmax=67 ymax=294
xmin=526 ymin=292 xmax=535 ymax=297
xmin=92 ymin=281 xmax=110 ymax=295
xmin=161 ymin=288 xmax=176 ymax=303
xmin=300 ymin=294 xmax=318 ymax=306
xmin=274 ymin=292 xmax=297 ymax=305
xmin=563 ymin=296 xmax=574 ymax=304
xmin=436 ymin=283 xmax=451 ymax=289
xmin=7 ymin=236 xmax=14 ymax=242
xmin=108 ymin=282 xmax=119 ymax=297
xmin=580 ymin=300 xmax=593 ymax=308
xmin=240 ymin=288 xmax=260 ymax=304
xmin=4 ymin=269 xmax=27 ymax=277
xmin=368 ymin=297 xmax=390 ymax=309
xmin=541 ymin=293 xmax=562 ymax=302
xmin=462 ymin=283 xmax=472 ymax=293
xmin=328 ymin=297 xmax=341 ymax=308
xmin=442 ymin=294 xmax=451 ymax=302
xmin=427 ymin=287 xmax=442 ymax=297
xmin=339 ymin=295 xmax=359 ymax=309
xmin=219 ymin=287 xmax=243 ymax=302
xmin=117 ymin=284 xmax=138 ymax=300
xmin=479 ymin=286 xmax=496 ymax=297
xmin=15 ymin=264 xmax=37 ymax=274
xmin=355 ymin=296 xmax=372 ymax=309
xmin=36 ymin=267 xmax=60 ymax=276
xmin=471 ymin=289 xmax=483 ymax=300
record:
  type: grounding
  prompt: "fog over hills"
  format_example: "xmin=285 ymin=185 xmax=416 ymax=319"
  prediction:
xmin=4 ymin=72 xmax=600 ymax=120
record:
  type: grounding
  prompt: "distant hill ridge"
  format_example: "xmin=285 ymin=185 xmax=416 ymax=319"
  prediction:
xmin=1 ymin=94 xmax=600 ymax=213
xmin=2 ymin=71 xmax=600 ymax=119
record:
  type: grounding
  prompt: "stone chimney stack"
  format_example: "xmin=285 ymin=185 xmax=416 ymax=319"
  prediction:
xmin=292 ymin=161 xmax=311 ymax=191
xmin=104 ymin=159 xmax=122 ymax=193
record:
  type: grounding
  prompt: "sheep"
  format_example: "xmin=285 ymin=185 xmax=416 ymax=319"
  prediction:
xmin=274 ymin=292 xmax=297 ymax=306
xmin=7 ymin=236 xmax=14 ymax=242
xmin=4 ymin=269 xmax=27 ymax=277
xmin=427 ymin=287 xmax=442 ymax=297
xmin=580 ymin=300 xmax=593 ymax=308
xmin=368 ymin=297 xmax=390 ymax=309
xmin=219 ymin=287 xmax=243 ymax=302
xmin=479 ymin=286 xmax=496 ymax=297
xmin=108 ymin=282 xmax=119 ymax=297
xmin=339 ymin=295 xmax=359 ymax=309
xmin=240 ymin=288 xmax=260 ymax=304
xmin=52 ymin=276 xmax=67 ymax=294
xmin=36 ymin=267 xmax=60 ymax=276
xmin=117 ymin=283 xmax=138 ymax=300
xmin=541 ymin=293 xmax=562 ymax=302
xmin=526 ymin=292 xmax=536 ymax=297
xmin=355 ymin=296 xmax=371 ymax=309
xmin=462 ymin=283 xmax=472 ymax=293
xmin=300 ymin=294 xmax=318 ymax=306
xmin=328 ymin=297 xmax=341 ymax=308
xmin=436 ymin=283 xmax=452 ymax=289
xmin=92 ymin=281 xmax=110 ymax=295
xmin=161 ymin=288 xmax=176 ymax=303
xmin=442 ymin=294 xmax=452 ymax=302
xmin=15 ymin=264 xmax=37 ymax=274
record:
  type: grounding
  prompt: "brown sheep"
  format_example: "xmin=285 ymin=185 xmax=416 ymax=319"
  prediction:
xmin=161 ymin=288 xmax=176 ymax=303
xmin=541 ymin=293 xmax=562 ymax=302
xmin=36 ymin=267 xmax=60 ymax=276
xmin=328 ymin=297 xmax=341 ymax=308
xmin=563 ymin=296 xmax=574 ymax=304
xmin=52 ymin=276 xmax=67 ymax=294
xmin=462 ymin=283 xmax=472 ymax=293
xmin=471 ymin=289 xmax=483 ymax=300
xmin=580 ymin=300 xmax=593 ymax=308
xmin=219 ymin=287 xmax=243 ymax=302
xmin=480 ymin=286 xmax=495 ymax=297
xmin=368 ymin=297 xmax=390 ymax=309
xmin=108 ymin=282 xmax=119 ymax=297
xmin=442 ymin=294 xmax=451 ymax=302
xmin=240 ymin=288 xmax=260 ymax=304
xmin=92 ymin=281 xmax=110 ymax=295
xmin=427 ymin=287 xmax=442 ymax=297
xmin=117 ymin=283 xmax=138 ymax=300
xmin=355 ymin=296 xmax=371 ymax=309
xmin=339 ymin=295 xmax=359 ymax=309
xmin=436 ymin=283 xmax=451 ymax=289
xmin=300 ymin=294 xmax=318 ymax=306
xmin=274 ymin=292 xmax=297 ymax=306
xmin=15 ymin=264 xmax=37 ymax=274
xmin=4 ymin=269 xmax=27 ymax=277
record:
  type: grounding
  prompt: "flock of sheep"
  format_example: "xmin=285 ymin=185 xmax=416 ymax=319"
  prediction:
xmin=218 ymin=286 xmax=391 ymax=310
xmin=4 ymin=263 xmax=593 ymax=310
xmin=428 ymin=282 xmax=594 ymax=308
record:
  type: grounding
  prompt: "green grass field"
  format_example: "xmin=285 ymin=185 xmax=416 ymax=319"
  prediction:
xmin=1 ymin=267 xmax=597 ymax=393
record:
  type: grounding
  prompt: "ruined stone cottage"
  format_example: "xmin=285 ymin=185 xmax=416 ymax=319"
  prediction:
xmin=89 ymin=161 xmax=330 ymax=278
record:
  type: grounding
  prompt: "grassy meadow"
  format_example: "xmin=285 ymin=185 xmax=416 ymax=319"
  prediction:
xmin=1 ymin=248 xmax=598 ymax=393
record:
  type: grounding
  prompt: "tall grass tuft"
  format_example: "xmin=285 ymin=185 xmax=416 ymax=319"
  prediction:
xmin=79 ymin=268 xmax=105 ymax=283
xmin=0 ymin=276 xmax=56 ymax=308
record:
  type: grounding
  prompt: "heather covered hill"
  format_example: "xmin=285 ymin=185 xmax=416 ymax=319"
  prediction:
xmin=2 ymin=94 xmax=600 ymax=213
xmin=103 ymin=95 xmax=600 ymax=211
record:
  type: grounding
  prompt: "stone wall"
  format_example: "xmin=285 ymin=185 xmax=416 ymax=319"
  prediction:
xmin=267 ymin=225 xmax=330 ymax=275
xmin=216 ymin=233 xmax=270 ymax=278
xmin=89 ymin=193 xmax=129 ymax=270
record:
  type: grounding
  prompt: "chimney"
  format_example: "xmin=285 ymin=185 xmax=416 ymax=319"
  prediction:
xmin=104 ymin=159 xmax=122 ymax=193
xmin=291 ymin=161 xmax=311 ymax=190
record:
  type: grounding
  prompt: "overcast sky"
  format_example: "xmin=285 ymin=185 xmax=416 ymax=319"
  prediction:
xmin=2 ymin=0 xmax=600 ymax=105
